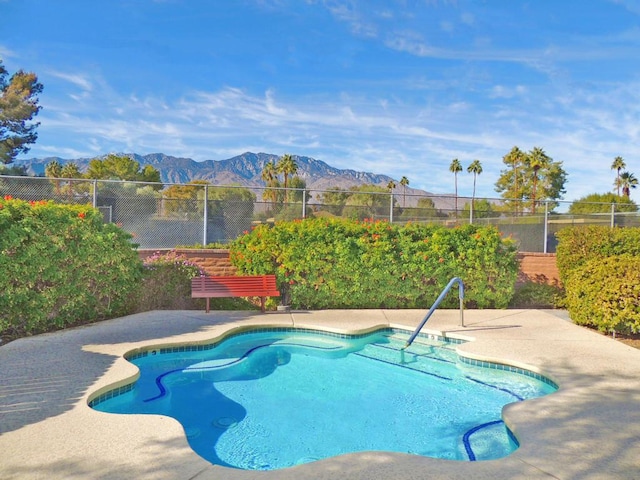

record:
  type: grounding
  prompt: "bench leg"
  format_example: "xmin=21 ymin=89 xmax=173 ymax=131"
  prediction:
xmin=206 ymin=298 xmax=210 ymax=313
xmin=260 ymin=297 xmax=265 ymax=313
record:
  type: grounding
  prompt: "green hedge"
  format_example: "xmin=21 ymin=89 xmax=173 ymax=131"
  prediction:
xmin=0 ymin=197 xmax=142 ymax=337
xmin=229 ymin=218 xmax=518 ymax=309
xmin=564 ymin=255 xmax=640 ymax=334
xmin=556 ymin=226 xmax=640 ymax=334
xmin=556 ymin=225 xmax=640 ymax=284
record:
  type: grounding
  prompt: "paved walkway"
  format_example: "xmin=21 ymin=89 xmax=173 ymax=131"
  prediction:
xmin=1 ymin=309 xmax=639 ymax=480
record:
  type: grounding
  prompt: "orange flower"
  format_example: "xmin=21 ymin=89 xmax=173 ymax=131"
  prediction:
xmin=4 ymin=195 xmax=12 ymax=200
xmin=439 ymin=257 xmax=444 ymax=263
xmin=78 ymin=212 xmax=86 ymax=219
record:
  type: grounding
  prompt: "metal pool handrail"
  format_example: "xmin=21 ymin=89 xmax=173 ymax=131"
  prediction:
xmin=403 ymin=277 xmax=465 ymax=349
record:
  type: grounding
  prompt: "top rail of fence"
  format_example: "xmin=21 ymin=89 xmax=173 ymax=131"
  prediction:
xmin=1 ymin=175 xmax=638 ymax=251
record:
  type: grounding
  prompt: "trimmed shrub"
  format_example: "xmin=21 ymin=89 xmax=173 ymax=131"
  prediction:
xmin=556 ymin=226 xmax=640 ymax=284
xmin=0 ymin=197 xmax=142 ymax=337
xmin=564 ymin=255 xmax=640 ymax=334
xmin=229 ymin=218 xmax=518 ymax=309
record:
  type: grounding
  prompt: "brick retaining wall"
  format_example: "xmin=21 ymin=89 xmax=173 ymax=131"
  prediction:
xmin=139 ymin=249 xmax=237 ymax=276
xmin=516 ymin=252 xmax=560 ymax=286
xmin=140 ymin=249 xmax=560 ymax=286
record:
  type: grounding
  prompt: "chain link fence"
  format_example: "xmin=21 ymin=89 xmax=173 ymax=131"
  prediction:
xmin=1 ymin=175 xmax=639 ymax=252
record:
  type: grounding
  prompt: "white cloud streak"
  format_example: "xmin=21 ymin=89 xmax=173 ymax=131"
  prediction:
xmin=29 ymin=69 xmax=640 ymax=203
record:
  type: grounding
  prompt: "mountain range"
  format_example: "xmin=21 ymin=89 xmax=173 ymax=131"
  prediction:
xmin=13 ymin=152 xmax=454 ymax=208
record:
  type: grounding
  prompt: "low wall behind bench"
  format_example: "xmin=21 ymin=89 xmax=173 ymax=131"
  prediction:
xmin=138 ymin=249 xmax=560 ymax=286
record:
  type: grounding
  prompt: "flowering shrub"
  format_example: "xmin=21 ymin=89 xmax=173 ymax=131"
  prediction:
xmin=132 ymin=250 xmax=205 ymax=311
xmin=0 ymin=197 xmax=142 ymax=337
xmin=229 ymin=218 xmax=518 ymax=309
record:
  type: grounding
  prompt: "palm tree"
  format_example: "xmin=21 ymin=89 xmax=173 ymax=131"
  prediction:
xmin=504 ymin=146 xmax=525 ymax=215
xmin=611 ymin=156 xmax=626 ymax=196
xmin=277 ymin=154 xmax=298 ymax=202
xmin=399 ymin=176 xmax=409 ymax=207
xmin=467 ymin=160 xmax=482 ymax=212
xmin=261 ymin=160 xmax=278 ymax=205
xmin=386 ymin=180 xmax=396 ymax=191
xmin=45 ymin=160 xmax=62 ymax=195
xmin=528 ymin=147 xmax=550 ymax=214
xmin=617 ymin=171 xmax=638 ymax=198
xmin=449 ymin=158 xmax=463 ymax=218
xmin=60 ymin=162 xmax=82 ymax=198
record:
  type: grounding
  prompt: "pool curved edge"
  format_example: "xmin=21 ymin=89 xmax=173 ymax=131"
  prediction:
xmin=87 ymin=321 xmax=559 ymax=431
xmin=6 ymin=309 xmax=638 ymax=480
xmin=87 ymin=322 xmax=392 ymax=407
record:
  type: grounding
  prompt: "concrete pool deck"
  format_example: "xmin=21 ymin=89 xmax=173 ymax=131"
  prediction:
xmin=1 ymin=309 xmax=639 ymax=480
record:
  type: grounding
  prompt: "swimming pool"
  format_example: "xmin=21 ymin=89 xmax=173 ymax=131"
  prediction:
xmin=90 ymin=327 xmax=557 ymax=470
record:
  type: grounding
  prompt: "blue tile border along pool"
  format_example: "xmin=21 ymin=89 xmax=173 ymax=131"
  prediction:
xmin=88 ymin=326 xmax=558 ymax=408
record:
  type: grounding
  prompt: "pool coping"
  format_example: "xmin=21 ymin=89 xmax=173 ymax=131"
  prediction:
xmin=1 ymin=308 xmax=639 ymax=479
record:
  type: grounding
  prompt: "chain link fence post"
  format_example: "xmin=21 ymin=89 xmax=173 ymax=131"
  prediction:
xmin=543 ymin=201 xmax=549 ymax=253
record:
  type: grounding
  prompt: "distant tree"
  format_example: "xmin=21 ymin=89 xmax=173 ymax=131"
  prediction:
xmin=399 ymin=176 xmax=409 ymax=207
xmin=528 ymin=147 xmax=551 ymax=214
xmin=386 ymin=180 xmax=396 ymax=191
xmin=343 ymin=184 xmax=394 ymax=220
xmin=400 ymin=196 xmax=445 ymax=221
xmin=462 ymin=198 xmax=497 ymax=219
xmin=495 ymin=146 xmax=567 ymax=213
xmin=60 ymin=162 xmax=81 ymax=179
xmin=276 ymin=154 xmax=298 ymax=202
xmin=611 ymin=156 xmax=626 ymax=196
xmin=616 ymin=171 xmax=638 ymax=198
xmin=261 ymin=160 xmax=280 ymax=207
xmin=467 ymin=160 xmax=483 ymax=211
xmin=45 ymin=160 xmax=63 ymax=194
xmin=203 ymin=185 xmax=256 ymax=239
xmin=568 ymin=192 xmax=637 ymax=214
xmin=85 ymin=154 xmax=162 ymax=188
xmin=60 ymin=162 xmax=83 ymax=198
xmin=0 ymin=60 xmax=43 ymax=164
xmin=318 ymin=187 xmax=351 ymax=216
xmin=140 ymin=164 xmax=161 ymax=184
xmin=287 ymin=175 xmax=311 ymax=204
xmin=496 ymin=147 xmax=527 ymax=215
xmin=0 ymin=164 xmax=28 ymax=176
xmin=449 ymin=158 xmax=463 ymax=217
xmin=162 ymin=180 xmax=208 ymax=217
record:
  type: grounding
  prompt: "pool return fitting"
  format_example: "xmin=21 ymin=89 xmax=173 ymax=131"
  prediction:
xmin=402 ymin=277 xmax=465 ymax=351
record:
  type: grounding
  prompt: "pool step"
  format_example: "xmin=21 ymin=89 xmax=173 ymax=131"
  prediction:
xmin=355 ymin=342 xmax=458 ymax=379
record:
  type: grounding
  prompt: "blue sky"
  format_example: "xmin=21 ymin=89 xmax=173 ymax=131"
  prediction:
xmin=2 ymin=0 xmax=640 ymax=202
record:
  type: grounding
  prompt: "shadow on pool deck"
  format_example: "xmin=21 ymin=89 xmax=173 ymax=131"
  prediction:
xmin=0 ymin=310 xmax=267 ymax=434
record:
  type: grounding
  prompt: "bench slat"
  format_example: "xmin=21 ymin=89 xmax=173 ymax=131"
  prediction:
xmin=191 ymin=275 xmax=280 ymax=313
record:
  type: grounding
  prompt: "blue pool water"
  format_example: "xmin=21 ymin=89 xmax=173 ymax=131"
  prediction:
xmin=90 ymin=328 xmax=557 ymax=470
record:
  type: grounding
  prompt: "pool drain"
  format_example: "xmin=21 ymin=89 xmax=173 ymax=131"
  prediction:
xmin=212 ymin=416 xmax=238 ymax=429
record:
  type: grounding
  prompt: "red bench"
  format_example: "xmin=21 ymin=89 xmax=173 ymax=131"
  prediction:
xmin=191 ymin=275 xmax=280 ymax=313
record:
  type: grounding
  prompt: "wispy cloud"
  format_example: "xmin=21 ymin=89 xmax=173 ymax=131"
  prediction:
xmin=0 ymin=44 xmax=17 ymax=60
xmin=9 ymin=0 xmax=640 ymax=204
xmin=323 ymin=0 xmax=378 ymax=37
xmin=47 ymin=71 xmax=93 ymax=92
xmin=31 ymin=72 xmax=640 ymax=202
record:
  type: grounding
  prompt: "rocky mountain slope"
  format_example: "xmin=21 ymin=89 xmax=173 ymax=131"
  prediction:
xmin=14 ymin=151 xmax=454 ymax=208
